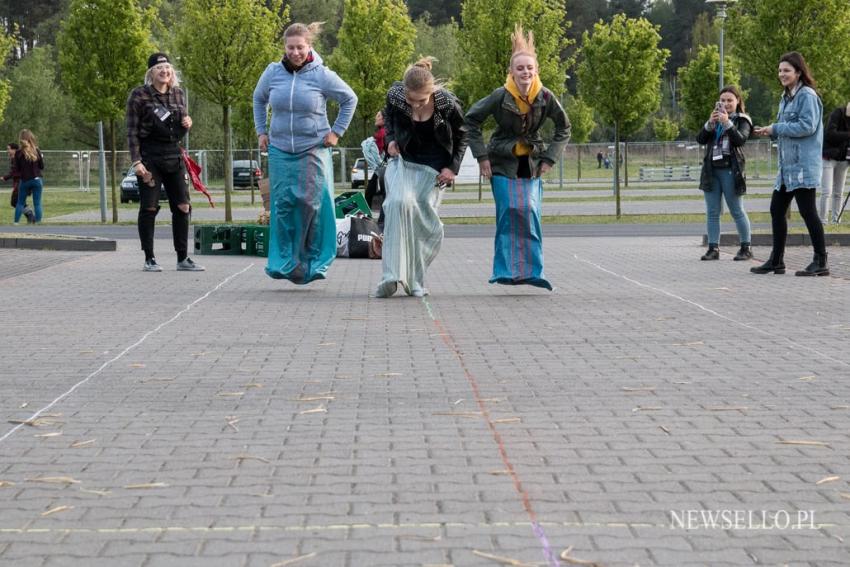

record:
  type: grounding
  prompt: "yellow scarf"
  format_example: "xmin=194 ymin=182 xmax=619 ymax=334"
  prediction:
xmin=505 ymin=74 xmax=543 ymax=156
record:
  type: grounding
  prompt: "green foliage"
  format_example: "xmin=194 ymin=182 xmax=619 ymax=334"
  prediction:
xmin=57 ymin=0 xmax=153 ymax=123
xmin=677 ymin=44 xmax=742 ymax=132
xmin=577 ymin=15 xmax=669 ymax=135
xmin=564 ymin=95 xmax=595 ymax=144
xmin=288 ymin=0 xmax=343 ymax=53
xmin=652 ymin=116 xmax=679 ymax=141
xmin=413 ymin=14 xmax=460 ymax=83
xmin=0 ymin=27 xmax=14 ymax=120
xmin=0 ymin=46 xmax=72 ymax=148
xmin=455 ymin=0 xmax=572 ymax=107
xmin=175 ymin=0 xmax=287 ymax=221
xmin=728 ymin=0 xmax=850 ymax=109
xmin=576 ymin=14 xmax=669 ymax=216
xmin=330 ymin=0 xmax=415 ymax=137
xmin=176 ymin=0 xmax=286 ymax=108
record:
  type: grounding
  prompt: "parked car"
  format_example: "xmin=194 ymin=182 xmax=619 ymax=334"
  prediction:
xmin=351 ymin=157 xmax=368 ymax=188
xmin=120 ymin=166 xmax=167 ymax=203
xmin=233 ymin=160 xmax=262 ymax=188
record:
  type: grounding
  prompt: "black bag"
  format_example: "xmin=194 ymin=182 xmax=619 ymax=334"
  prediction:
xmin=348 ymin=215 xmax=380 ymax=259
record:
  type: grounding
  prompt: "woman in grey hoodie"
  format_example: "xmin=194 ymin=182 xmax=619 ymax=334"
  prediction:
xmin=253 ymin=22 xmax=358 ymax=284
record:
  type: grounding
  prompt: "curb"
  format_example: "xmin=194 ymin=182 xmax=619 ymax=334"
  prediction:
xmin=0 ymin=234 xmax=117 ymax=252
xmin=703 ymin=233 xmax=850 ymax=247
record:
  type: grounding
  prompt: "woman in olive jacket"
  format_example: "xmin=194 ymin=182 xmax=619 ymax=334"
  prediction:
xmin=696 ymin=85 xmax=753 ymax=261
xmin=465 ymin=25 xmax=570 ymax=290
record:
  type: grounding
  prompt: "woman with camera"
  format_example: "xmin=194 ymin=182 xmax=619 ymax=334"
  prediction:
xmin=696 ymin=86 xmax=753 ymax=261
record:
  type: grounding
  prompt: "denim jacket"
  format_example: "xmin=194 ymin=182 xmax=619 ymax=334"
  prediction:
xmin=770 ymin=85 xmax=823 ymax=191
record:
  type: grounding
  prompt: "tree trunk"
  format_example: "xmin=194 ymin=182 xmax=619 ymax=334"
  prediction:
xmin=576 ymin=145 xmax=582 ymax=182
xmin=614 ymin=123 xmax=621 ymax=219
xmin=223 ymin=105 xmax=233 ymax=222
xmin=624 ymin=141 xmax=629 ymax=187
xmin=109 ymin=119 xmax=118 ymax=224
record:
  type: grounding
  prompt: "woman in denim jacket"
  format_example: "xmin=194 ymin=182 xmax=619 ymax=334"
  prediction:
xmin=752 ymin=52 xmax=828 ymax=276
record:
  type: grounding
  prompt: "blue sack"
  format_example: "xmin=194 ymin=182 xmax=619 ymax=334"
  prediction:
xmin=490 ymin=175 xmax=551 ymax=290
xmin=266 ymin=145 xmax=336 ymax=284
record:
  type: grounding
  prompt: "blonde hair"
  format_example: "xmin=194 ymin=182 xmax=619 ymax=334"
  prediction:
xmin=144 ymin=64 xmax=181 ymax=89
xmin=403 ymin=56 xmax=439 ymax=94
xmin=19 ymin=129 xmax=39 ymax=162
xmin=509 ymin=23 xmax=537 ymax=65
xmin=284 ymin=22 xmax=323 ymax=46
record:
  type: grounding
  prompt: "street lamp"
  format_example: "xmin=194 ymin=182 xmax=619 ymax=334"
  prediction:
xmin=706 ymin=0 xmax=737 ymax=91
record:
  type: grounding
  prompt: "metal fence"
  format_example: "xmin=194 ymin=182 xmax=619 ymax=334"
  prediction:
xmin=40 ymin=140 xmax=778 ymax=190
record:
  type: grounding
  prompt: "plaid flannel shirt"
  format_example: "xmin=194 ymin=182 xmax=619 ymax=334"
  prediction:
xmin=126 ymin=84 xmax=186 ymax=163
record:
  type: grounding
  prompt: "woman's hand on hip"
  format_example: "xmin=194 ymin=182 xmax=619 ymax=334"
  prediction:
xmin=536 ymin=162 xmax=552 ymax=177
xmin=437 ymin=168 xmax=455 ymax=185
xmin=386 ymin=141 xmax=399 ymax=157
xmin=258 ymin=134 xmax=269 ymax=152
xmin=478 ymin=159 xmax=492 ymax=179
xmin=323 ymin=131 xmax=339 ymax=147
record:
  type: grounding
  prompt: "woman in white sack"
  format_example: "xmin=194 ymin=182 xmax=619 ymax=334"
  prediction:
xmin=375 ymin=57 xmax=468 ymax=298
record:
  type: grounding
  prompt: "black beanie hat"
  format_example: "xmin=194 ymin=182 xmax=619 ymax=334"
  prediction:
xmin=147 ymin=53 xmax=170 ymax=69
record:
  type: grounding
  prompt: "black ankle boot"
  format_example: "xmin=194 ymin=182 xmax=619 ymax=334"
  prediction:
xmin=701 ymin=245 xmax=719 ymax=261
xmin=795 ymin=252 xmax=829 ymax=276
xmin=733 ymin=243 xmax=753 ymax=261
xmin=750 ymin=251 xmax=785 ymax=274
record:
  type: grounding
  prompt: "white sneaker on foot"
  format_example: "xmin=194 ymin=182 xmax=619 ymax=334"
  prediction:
xmin=143 ymin=258 xmax=163 ymax=272
xmin=176 ymin=257 xmax=205 ymax=271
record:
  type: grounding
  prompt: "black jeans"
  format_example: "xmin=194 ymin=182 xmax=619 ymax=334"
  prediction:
xmin=770 ymin=186 xmax=825 ymax=256
xmin=138 ymin=152 xmax=191 ymax=261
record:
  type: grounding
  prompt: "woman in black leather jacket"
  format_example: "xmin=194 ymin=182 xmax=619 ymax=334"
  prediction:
xmin=696 ymin=85 xmax=753 ymax=261
xmin=819 ymin=103 xmax=850 ymax=223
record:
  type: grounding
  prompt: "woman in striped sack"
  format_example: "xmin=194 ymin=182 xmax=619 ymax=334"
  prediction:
xmin=375 ymin=57 xmax=468 ymax=298
xmin=253 ymin=22 xmax=357 ymax=284
xmin=465 ymin=24 xmax=570 ymax=290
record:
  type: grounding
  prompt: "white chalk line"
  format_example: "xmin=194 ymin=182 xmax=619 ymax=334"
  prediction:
xmin=0 ymin=264 xmax=254 ymax=446
xmin=573 ymin=253 xmax=849 ymax=368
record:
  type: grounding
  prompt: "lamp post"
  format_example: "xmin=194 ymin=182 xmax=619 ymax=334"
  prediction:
xmin=706 ymin=0 xmax=737 ymax=91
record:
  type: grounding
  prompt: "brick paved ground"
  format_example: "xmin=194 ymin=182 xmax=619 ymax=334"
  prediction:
xmin=1 ymin=235 xmax=849 ymax=566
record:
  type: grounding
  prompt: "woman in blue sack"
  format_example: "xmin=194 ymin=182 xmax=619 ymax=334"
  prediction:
xmin=253 ymin=22 xmax=357 ymax=284
xmin=375 ymin=57 xmax=467 ymax=298
xmin=465 ymin=24 xmax=570 ymax=290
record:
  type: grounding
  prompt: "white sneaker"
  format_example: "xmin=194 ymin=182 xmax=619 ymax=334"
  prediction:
xmin=176 ymin=257 xmax=205 ymax=271
xmin=143 ymin=258 xmax=163 ymax=272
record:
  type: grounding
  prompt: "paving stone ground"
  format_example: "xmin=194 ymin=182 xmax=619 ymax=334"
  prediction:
xmin=1 ymin=234 xmax=849 ymax=567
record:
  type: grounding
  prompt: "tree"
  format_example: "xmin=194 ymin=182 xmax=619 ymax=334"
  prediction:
xmin=176 ymin=0 xmax=288 ymax=222
xmin=57 ymin=0 xmax=153 ymax=223
xmin=455 ymin=0 xmax=571 ymax=107
xmin=728 ymin=0 xmax=850 ymax=109
xmin=677 ymin=44 xmax=741 ymax=132
xmin=0 ymin=0 xmax=63 ymax=58
xmin=0 ymin=46 xmax=72 ymax=148
xmin=577 ymin=14 xmax=669 ymax=218
xmin=564 ymin=95 xmax=595 ymax=181
xmin=330 ymin=0 xmax=415 ymax=139
xmin=652 ymin=116 xmax=679 ymax=142
xmin=413 ymin=14 xmax=460 ymax=84
xmin=0 ymin=27 xmax=13 ymax=119
xmin=407 ymin=0 xmax=462 ymax=25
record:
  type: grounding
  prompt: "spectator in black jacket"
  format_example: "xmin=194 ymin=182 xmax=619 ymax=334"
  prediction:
xmin=819 ymin=103 xmax=850 ymax=223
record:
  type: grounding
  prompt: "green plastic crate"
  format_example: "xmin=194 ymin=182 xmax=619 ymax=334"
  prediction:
xmin=334 ymin=191 xmax=371 ymax=219
xmin=243 ymin=224 xmax=269 ymax=257
xmin=193 ymin=224 xmax=243 ymax=255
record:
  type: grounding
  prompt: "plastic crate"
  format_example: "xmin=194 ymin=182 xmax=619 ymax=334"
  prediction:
xmin=334 ymin=191 xmax=371 ymax=219
xmin=193 ymin=224 xmax=244 ymax=255
xmin=243 ymin=224 xmax=269 ymax=257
